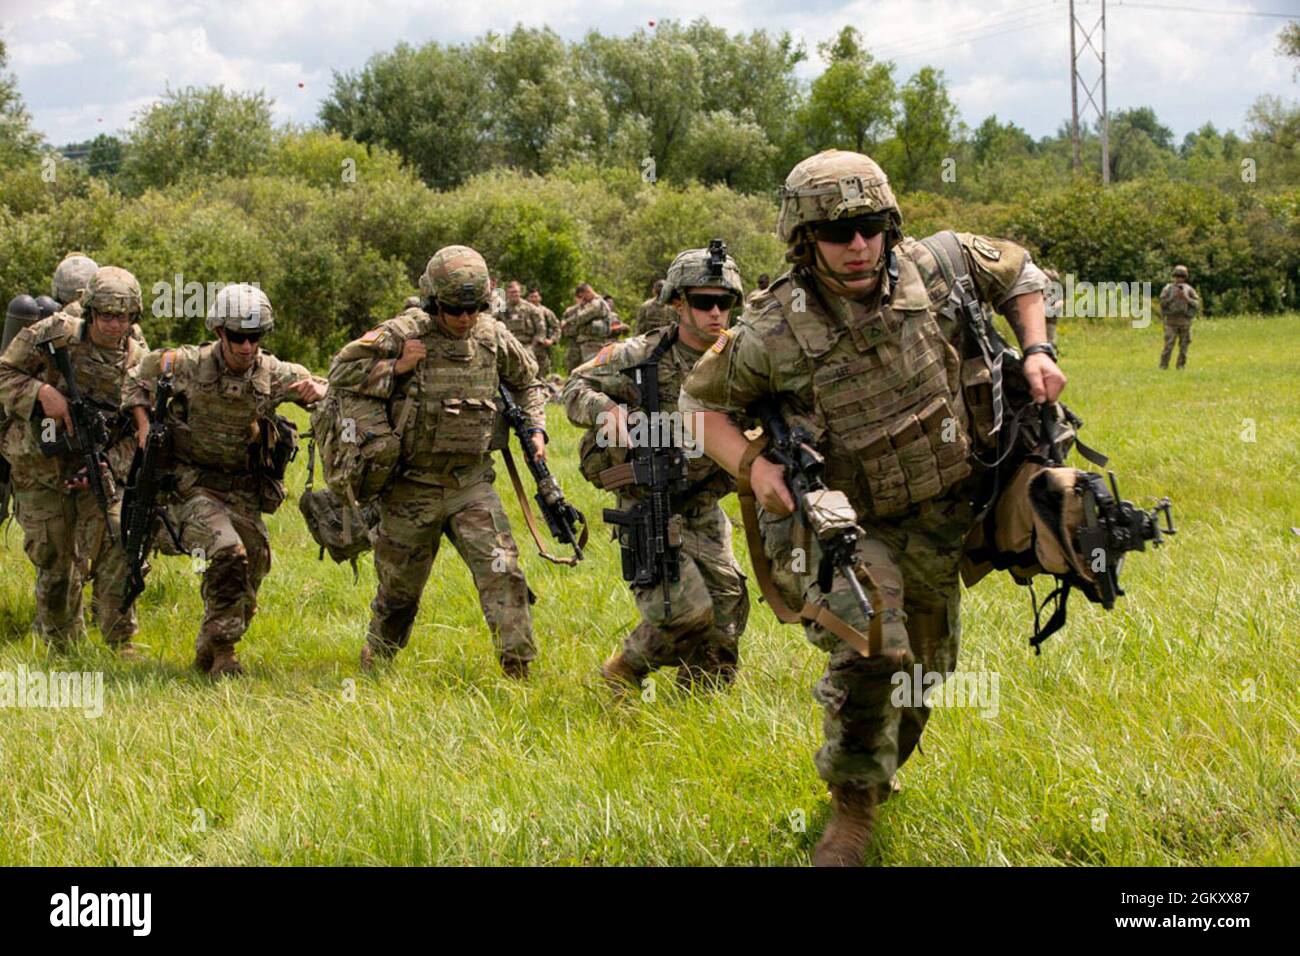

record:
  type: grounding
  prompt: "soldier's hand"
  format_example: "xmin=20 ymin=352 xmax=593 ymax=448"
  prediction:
xmin=290 ymin=377 xmax=327 ymax=405
xmin=529 ymin=432 xmax=546 ymax=461
xmin=1024 ymin=353 xmax=1067 ymax=404
xmin=136 ymin=422 xmax=150 ymax=449
xmin=751 ymin=456 xmax=796 ymax=516
xmin=599 ymin=403 xmax=631 ymax=449
xmin=395 ymin=339 xmax=427 ymax=375
xmin=38 ymin=384 xmax=74 ymax=437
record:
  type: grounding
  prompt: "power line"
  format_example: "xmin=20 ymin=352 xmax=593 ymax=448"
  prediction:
xmin=880 ymin=13 xmax=1065 ymax=62
xmin=1114 ymin=1 xmax=1297 ymax=17
xmin=870 ymin=2 xmax=1061 ymax=59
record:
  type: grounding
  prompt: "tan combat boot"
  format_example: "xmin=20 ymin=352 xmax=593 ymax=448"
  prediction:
xmin=600 ymin=652 xmax=647 ymax=697
xmin=207 ymin=644 xmax=245 ymax=679
xmin=812 ymin=784 xmax=878 ymax=867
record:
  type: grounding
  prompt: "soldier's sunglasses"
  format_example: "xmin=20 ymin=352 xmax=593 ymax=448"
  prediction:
xmin=685 ymin=292 xmax=737 ymax=313
xmin=225 ymin=330 xmax=263 ymax=345
xmin=811 ymin=215 xmax=889 ymax=245
xmin=437 ymin=301 xmax=481 ymax=317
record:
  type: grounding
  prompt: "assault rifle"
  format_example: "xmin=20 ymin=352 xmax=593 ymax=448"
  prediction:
xmin=121 ymin=375 xmax=182 ymax=611
xmin=750 ymin=397 xmax=875 ymax=624
xmin=39 ymin=342 xmax=116 ymax=542
xmin=498 ymin=383 xmax=587 ymax=564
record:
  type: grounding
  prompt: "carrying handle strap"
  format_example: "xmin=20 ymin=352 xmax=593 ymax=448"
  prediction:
xmin=736 ymin=436 xmax=885 ymax=658
xmin=501 ymin=446 xmax=588 ymax=567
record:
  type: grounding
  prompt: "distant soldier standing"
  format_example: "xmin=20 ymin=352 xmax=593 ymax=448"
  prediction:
xmin=1159 ymin=264 xmax=1200 ymax=370
xmin=635 ymin=280 xmax=675 ymax=334
xmin=123 ymin=284 xmax=325 ymax=677
xmin=496 ymin=280 xmax=548 ymax=368
xmin=561 ymin=283 xmax=615 ymax=373
xmin=0 ymin=267 xmax=147 ymax=654
xmin=563 ymin=247 xmax=750 ymax=693
xmin=526 ymin=285 xmax=560 ymax=378
xmin=329 ymin=246 xmax=548 ymax=679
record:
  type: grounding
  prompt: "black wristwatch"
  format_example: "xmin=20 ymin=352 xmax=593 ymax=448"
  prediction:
xmin=1023 ymin=342 xmax=1058 ymax=362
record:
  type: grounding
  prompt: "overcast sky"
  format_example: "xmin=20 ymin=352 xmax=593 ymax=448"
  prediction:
xmin=3 ymin=0 xmax=1295 ymax=148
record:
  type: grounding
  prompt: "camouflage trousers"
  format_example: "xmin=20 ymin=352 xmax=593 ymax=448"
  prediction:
xmin=1160 ymin=319 xmax=1192 ymax=369
xmin=619 ymin=497 xmax=749 ymax=678
xmin=566 ymin=341 xmax=604 ymax=374
xmin=367 ymin=476 xmax=536 ymax=666
xmin=533 ymin=345 xmax=553 ymax=379
xmin=13 ymin=483 xmax=135 ymax=647
xmin=760 ymin=491 xmax=976 ymax=792
xmin=172 ymin=488 xmax=271 ymax=656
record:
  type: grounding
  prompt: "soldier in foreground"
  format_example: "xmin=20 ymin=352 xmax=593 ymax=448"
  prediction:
xmin=123 ymin=284 xmax=324 ymax=677
xmin=0 ymin=267 xmax=148 ymax=654
xmin=1158 ymin=264 xmax=1200 ymax=370
xmin=329 ymin=246 xmax=548 ymax=679
xmin=680 ymin=150 xmax=1066 ymax=865
xmin=563 ymin=246 xmax=750 ymax=693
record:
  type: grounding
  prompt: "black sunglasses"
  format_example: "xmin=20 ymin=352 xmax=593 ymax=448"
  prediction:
xmin=685 ymin=292 xmax=737 ymax=313
xmin=437 ymin=301 xmax=481 ymax=317
xmin=225 ymin=330 xmax=263 ymax=345
xmin=812 ymin=215 xmax=889 ymax=245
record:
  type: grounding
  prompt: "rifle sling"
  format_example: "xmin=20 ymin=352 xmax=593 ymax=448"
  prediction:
xmin=736 ymin=435 xmax=884 ymax=659
xmin=500 ymin=445 xmax=587 ymax=566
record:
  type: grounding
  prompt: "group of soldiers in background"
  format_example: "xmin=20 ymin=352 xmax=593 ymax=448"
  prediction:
xmin=0 ymin=144 xmax=1188 ymax=866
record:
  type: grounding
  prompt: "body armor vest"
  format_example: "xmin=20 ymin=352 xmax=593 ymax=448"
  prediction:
xmin=401 ymin=319 xmax=500 ymax=473
xmin=170 ymin=344 xmax=270 ymax=471
xmin=772 ymin=262 xmax=972 ymax=519
xmin=499 ymin=304 xmax=535 ymax=343
xmin=66 ymin=326 xmax=134 ymax=414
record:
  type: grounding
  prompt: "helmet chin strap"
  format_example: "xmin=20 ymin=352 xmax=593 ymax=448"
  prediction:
xmin=811 ymin=240 xmax=888 ymax=300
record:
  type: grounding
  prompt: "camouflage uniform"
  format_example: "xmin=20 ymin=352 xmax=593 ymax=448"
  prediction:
xmin=563 ymin=329 xmax=748 ymax=683
xmin=635 ymin=297 xmax=676 ymax=335
xmin=681 ymin=151 xmax=1047 ymax=798
xmin=329 ymin=247 xmax=547 ymax=672
xmin=122 ymin=286 xmax=315 ymax=672
xmin=1043 ymin=268 xmax=1063 ymax=348
xmin=0 ymin=270 xmax=146 ymax=648
xmin=497 ymin=298 xmax=553 ymax=376
xmin=1158 ymin=268 xmax=1199 ymax=369
xmin=52 ymin=253 xmax=148 ymax=348
xmin=562 ymin=295 xmax=614 ymax=372
xmin=530 ymin=301 xmax=560 ymax=378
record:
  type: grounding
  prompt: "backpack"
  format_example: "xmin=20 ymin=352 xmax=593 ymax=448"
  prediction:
xmin=298 ymin=436 xmax=382 ymax=577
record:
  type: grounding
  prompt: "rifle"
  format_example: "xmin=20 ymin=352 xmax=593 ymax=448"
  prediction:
xmin=498 ymin=383 xmax=587 ymax=565
xmin=600 ymin=337 xmax=689 ymax=616
xmin=39 ymin=341 xmax=116 ymax=543
xmin=750 ymin=397 xmax=875 ymax=625
xmin=121 ymin=375 xmax=182 ymax=611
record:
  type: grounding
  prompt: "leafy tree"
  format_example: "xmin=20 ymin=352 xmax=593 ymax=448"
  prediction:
xmin=62 ymin=134 xmax=125 ymax=179
xmin=676 ymin=110 xmax=776 ymax=191
xmin=0 ymin=36 xmax=43 ymax=168
xmin=889 ymin=66 xmax=958 ymax=191
xmin=799 ymin=27 xmax=896 ymax=153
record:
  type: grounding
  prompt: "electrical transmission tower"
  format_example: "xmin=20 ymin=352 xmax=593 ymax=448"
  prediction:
xmin=1069 ymin=0 xmax=1110 ymax=184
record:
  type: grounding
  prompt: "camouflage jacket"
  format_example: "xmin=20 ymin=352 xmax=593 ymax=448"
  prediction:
xmin=329 ymin=307 xmax=545 ymax=488
xmin=0 ymin=312 xmax=145 ymax=491
xmin=1159 ymin=282 xmax=1200 ymax=320
xmin=561 ymin=296 xmax=614 ymax=346
xmin=123 ymin=341 xmax=315 ymax=499
xmin=635 ymin=297 xmax=675 ymax=334
xmin=681 ymin=232 xmax=1047 ymax=520
xmin=563 ymin=327 xmax=733 ymax=507
xmin=495 ymin=299 xmax=546 ymax=346
xmin=533 ymin=303 xmax=560 ymax=342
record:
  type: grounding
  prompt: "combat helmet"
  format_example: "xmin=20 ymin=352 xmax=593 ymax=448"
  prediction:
xmin=1173 ymin=264 xmax=1189 ymax=279
xmin=659 ymin=240 xmax=744 ymax=304
xmin=51 ymin=253 xmax=99 ymax=305
xmin=205 ymin=283 xmax=274 ymax=334
xmin=34 ymin=295 xmax=60 ymax=318
xmin=3 ymin=294 xmax=41 ymax=353
xmin=83 ymin=266 xmax=143 ymax=316
xmin=420 ymin=245 xmax=490 ymax=309
xmin=777 ymin=150 xmax=903 ymax=265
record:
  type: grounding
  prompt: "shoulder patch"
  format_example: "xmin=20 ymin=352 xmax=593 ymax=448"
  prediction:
xmin=971 ymin=236 xmax=1001 ymax=261
xmin=710 ymin=328 xmax=736 ymax=354
xmin=593 ymin=344 xmax=616 ymax=366
xmin=359 ymin=327 xmax=384 ymax=344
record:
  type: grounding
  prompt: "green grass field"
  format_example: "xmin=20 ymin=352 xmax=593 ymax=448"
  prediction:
xmin=1 ymin=314 xmax=1297 ymax=865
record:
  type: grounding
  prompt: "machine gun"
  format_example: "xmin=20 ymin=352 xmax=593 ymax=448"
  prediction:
xmin=750 ymin=397 xmax=875 ymax=625
xmin=39 ymin=341 xmax=116 ymax=542
xmin=121 ymin=375 xmax=182 ymax=611
xmin=498 ymin=383 xmax=587 ymax=565
xmin=601 ymin=337 xmax=689 ymax=616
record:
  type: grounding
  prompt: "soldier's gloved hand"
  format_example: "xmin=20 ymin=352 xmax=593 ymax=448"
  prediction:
xmin=290 ymin=377 xmax=327 ymax=405
xmin=38 ymin=383 xmax=74 ymax=438
xmin=395 ymin=339 xmax=427 ymax=375
xmin=1024 ymin=352 xmax=1067 ymax=404
xmin=751 ymin=456 xmax=796 ymax=517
